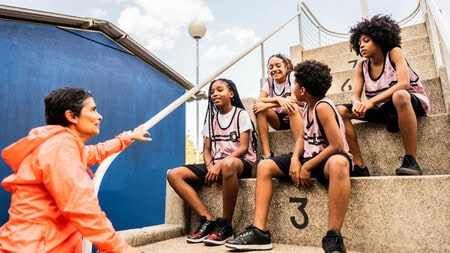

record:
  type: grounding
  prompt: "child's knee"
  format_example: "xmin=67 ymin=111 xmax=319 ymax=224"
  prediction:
xmin=256 ymin=160 xmax=275 ymax=178
xmin=337 ymin=105 xmax=351 ymax=119
xmin=392 ymin=90 xmax=411 ymax=105
xmin=327 ymin=155 xmax=350 ymax=178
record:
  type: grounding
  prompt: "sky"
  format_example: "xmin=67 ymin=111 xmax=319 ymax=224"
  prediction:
xmin=2 ymin=0 xmax=449 ymax=149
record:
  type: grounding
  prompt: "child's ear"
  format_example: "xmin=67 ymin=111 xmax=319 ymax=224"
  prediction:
xmin=65 ymin=110 xmax=77 ymax=124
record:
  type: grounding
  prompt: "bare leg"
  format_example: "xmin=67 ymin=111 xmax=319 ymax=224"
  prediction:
xmin=325 ymin=155 xmax=351 ymax=231
xmin=166 ymin=167 xmax=214 ymax=221
xmin=255 ymin=109 xmax=281 ymax=156
xmin=221 ymin=157 xmax=244 ymax=225
xmin=337 ymin=106 xmax=365 ymax=167
xmin=253 ymin=160 xmax=286 ymax=230
xmin=392 ymin=90 xmax=418 ymax=159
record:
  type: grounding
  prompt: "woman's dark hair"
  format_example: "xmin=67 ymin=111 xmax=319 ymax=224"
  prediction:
xmin=268 ymin=53 xmax=293 ymax=72
xmin=204 ymin=78 xmax=257 ymax=154
xmin=349 ymin=14 xmax=401 ymax=56
xmin=294 ymin=60 xmax=332 ymax=98
xmin=44 ymin=87 xmax=92 ymax=127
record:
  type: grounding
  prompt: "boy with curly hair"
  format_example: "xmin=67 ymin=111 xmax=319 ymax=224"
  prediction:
xmin=337 ymin=15 xmax=430 ymax=176
xmin=226 ymin=60 xmax=352 ymax=253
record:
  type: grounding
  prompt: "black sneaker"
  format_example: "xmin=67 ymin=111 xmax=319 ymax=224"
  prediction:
xmin=203 ymin=218 xmax=233 ymax=246
xmin=395 ymin=155 xmax=423 ymax=175
xmin=322 ymin=230 xmax=347 ymax=253
xmin=225 ymin=225 xmax=272 ymax=250
xmin=186 ymin=216 xmax=216 ymax=243
xmin=350 ymin=165 xmax=370 ymax=177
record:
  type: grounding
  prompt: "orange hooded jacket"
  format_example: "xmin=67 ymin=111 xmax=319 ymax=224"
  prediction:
xmin=0 ymin=125 xmax=134 ymax=252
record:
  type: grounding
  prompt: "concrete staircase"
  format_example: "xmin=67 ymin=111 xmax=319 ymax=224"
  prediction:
xmin=118 ymin=22 xmax=450 ymax=252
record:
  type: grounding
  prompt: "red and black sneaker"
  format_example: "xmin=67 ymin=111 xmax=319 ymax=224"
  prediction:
xmin=186 ymin=216 xmax=217 ymax=243
xmin=203 ymin=218 xmax=233 ymax=246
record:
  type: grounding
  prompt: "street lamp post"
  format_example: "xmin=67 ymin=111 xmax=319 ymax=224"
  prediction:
xmin=188 ymin=20 xmax=206 ymax=163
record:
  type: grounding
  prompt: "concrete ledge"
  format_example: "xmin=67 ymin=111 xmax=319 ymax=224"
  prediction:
xmin=328 ymin=53 xmax=437 ymax=94
xmin=189 ymin=176 xmax=450 ymax=252
xmin=119 ymin=223 xmax=185 ymax=247
xmin=327 ymin=77 xmax=446 ymax=115
xmin=136 ymin=236 xmax=363 ymax=253
xmin=266 ymin=114 xmax=450 ymax=176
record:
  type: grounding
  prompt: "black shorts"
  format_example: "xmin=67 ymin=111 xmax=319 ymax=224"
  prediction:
xmin=185 ymin=158 xmax=252 ymax=182
xmin=276 ymin=112 xmax=290 ymax=130
xmin=340 ymin=92 xmax=426 ymax=133
xmin=270 ymin=152 xmax=352 ymax=187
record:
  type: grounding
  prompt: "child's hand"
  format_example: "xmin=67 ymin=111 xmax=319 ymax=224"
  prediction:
xmin=129 ymin=124 xmax=152 ymax=142
xmin=278 ymin=97 xmax=296 ymax=114
xmin=253 ymin=102 xmax=268 ymax=114
xmin=299 ymin=164 xmax=313 ymax=188
xmin=205 ymin=163 xmax=221 ymax=185
xmin=289 ymin=158 xmax=301 ymax=187
xmin=351 ymin=101 xmax=365 ymax=118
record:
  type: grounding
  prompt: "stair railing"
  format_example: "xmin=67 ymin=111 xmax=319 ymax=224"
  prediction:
xmin=296 ymin=0 xmax=349 ymax=50
xmin=421 ymin=0 xmax=450 ymax=85
xmin=296 ymin=0 xmax=424 ymax=50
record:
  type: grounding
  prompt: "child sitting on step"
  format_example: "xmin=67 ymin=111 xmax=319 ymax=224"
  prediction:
xmin=226 ymin=60 xmax=352 ymax=253
xmin=253 ymin=53 xmax=302 ymax=159
xmin=166 ymin=78 xmax=257 ymax=246
xmin=337 ymin=15 xmax=430 ymax=177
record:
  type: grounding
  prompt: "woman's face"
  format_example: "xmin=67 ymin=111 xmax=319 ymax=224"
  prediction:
xmin=268 ymin=56 xmax=288 ymax=83
xmin=69 ymin=97 xmax=103 ymax=142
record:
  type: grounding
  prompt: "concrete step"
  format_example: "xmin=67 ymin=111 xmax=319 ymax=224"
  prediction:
xmin=302 ymin=36 xmax=433 ymax=75
xmin=133 ymin=236 xmax=363 ymax=252
xmin=292 ymin=23 xmax=428 ymax=63
xmin=326 ymin=77 xmax=447 ymax=115
xmin=118 ymin=224 xmax=185 ymax=248
xmin=328 ymin=53 xmax=438 ymax=94
xmin=262 ymin=113 xmax=450 ymax=176
xmin=184 ymin=175 xmax=450 ymax=253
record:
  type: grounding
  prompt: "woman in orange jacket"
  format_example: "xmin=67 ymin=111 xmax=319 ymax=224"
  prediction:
xmin=0 ymin=87 xmax=151 ymax=253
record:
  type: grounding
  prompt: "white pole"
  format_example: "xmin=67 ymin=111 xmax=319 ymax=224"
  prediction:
xmin=195 ymin=38 xmax=200 ymax=163
xmin=360 ymin=0 xmax=369 ymax=19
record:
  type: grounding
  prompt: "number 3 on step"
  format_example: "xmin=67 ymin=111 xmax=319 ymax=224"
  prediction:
xmin=289 ymin=197 xmax=309 ymax=229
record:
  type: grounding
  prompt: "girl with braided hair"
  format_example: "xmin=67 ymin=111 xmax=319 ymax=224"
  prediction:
xmin=167 ymin=78 xmax=257 ymax=246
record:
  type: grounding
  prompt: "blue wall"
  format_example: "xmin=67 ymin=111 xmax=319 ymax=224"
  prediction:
xmin=0 ymin=20 xmax=186 ymax=230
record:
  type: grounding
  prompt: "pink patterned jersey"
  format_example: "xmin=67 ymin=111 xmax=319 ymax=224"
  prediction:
xmin=203 ymin=107 xmax=257 ymax=166
xmin=302 ymin=97 xmax=352 ymax=161
xmin=362 ymin=51 xmax=430 ymax=114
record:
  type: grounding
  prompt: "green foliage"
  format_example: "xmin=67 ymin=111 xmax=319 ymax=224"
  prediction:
xmin=185 ymin=135 xmax=203 ymax=164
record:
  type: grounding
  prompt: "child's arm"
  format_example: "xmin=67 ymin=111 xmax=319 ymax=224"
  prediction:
xmin=302 ymin=103 xmax=345 ymax=177
xmin=350 ymin=61 xmax=366 ymax=118
xmin=203 ymin=137 xmax=213 ymax=169
xmin=254 ymin=91 xmax=297 ymax=114
xmin=289 ymin=126 xmax=305 ymax=187
xmin=228 ymin=130 xmax=250 ymax=158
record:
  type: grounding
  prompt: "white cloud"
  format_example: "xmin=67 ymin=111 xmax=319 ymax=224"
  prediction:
xmin=88 ymin=8 xmax=108 ymax=19
xmin=204 ymin=26 xmax=260 ymax=60
xmin=117 ymin=0 xmax=213 ymax=50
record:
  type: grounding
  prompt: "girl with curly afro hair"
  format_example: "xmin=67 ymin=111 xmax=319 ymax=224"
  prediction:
xmin=337 ymin=15 xmax=430 ymax=177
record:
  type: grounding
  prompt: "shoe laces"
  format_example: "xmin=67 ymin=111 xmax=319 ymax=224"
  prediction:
xmin=235 ymin=226 xmax=255 ymax=239
xmin=193 ymin=219 xmax=211 ymax=235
